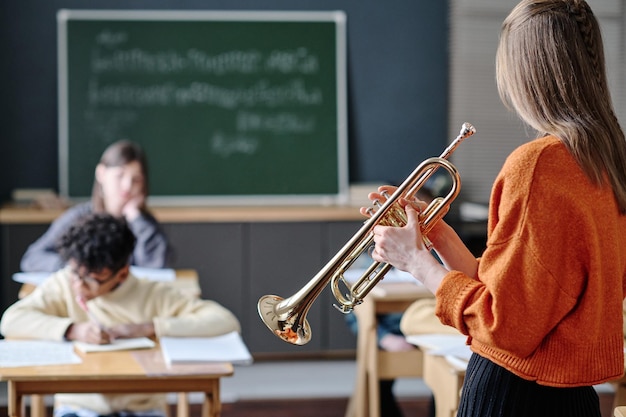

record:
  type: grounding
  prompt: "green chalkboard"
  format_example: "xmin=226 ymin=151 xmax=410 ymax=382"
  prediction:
xmin=57 ymin=10 xmax=348 ymax=204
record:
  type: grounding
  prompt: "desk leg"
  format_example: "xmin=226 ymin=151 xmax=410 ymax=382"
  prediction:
xmin=423 ymin=354 xmax=464 ymax=417
xmin=613 ymin=382 xmax=626 ymax=410
xmin=30 ymin=394 xmax=46 ymax=417
xmin=366 ymin=327 xmax=380 ymax=417
xmin=177 ymin=392 xmax=189 ymax=417
xmin=7 ymin=381 xmax=24 ymax=417
xmin=201 ymin=379 xmax=221 ymax=417
xmin=345 ymin=330 xmax=370 ymax=417
xmin=346 ymin=299 xmax=379 ymax=417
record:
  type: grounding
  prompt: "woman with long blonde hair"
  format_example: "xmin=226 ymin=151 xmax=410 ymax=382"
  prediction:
xmin=368 ymin=1 xmax=626 ymax=415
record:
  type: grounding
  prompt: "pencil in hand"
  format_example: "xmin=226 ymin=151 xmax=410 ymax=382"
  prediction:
xmin=75 ymin=295 xmax=109 ymax=333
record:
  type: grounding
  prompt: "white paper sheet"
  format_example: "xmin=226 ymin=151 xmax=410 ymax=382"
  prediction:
xmin=0 ymin=340 xmax=81 ymax=367
xmin=406 ymin=333 xmax=467 ymax=351
xmin=13 ymin=267 xmax=176 ymax=286
xmin=406 ymin=333 xmax=471 ymax=370
xmin=343 ymin=267 xmax=419 ymax=284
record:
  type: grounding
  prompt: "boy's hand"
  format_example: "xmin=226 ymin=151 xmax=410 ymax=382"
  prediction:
xmin=107 ymin=322 xmax=155 ymax=339
xmin=65 ymin=322 xmax=112 ymax=345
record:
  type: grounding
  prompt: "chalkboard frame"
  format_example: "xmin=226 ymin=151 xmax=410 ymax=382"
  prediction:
xmin=57 ymin=9 xmax=348 ymax=206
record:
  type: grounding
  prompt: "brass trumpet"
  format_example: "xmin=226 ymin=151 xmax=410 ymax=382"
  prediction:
xmin=258 ymin=123 xmax=476 ymax=345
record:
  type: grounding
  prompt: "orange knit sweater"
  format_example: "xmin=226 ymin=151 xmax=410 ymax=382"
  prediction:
xmin=436 ymin=135 xmax=626 ymax=387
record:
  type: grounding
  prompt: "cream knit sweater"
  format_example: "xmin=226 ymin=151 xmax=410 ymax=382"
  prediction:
xmin=0 ymin=267 xmax=241 ymax=414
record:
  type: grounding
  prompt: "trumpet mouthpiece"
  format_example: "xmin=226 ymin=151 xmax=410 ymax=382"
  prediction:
xmin=461 ymin=122 xmax=476 ymax=137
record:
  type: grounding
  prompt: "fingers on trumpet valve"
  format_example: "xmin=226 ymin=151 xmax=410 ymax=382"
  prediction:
xmin=361 ymin=193 xmax=388 ymax=217
xmin=360 ymin=186 xmax=424 ymax=219
xmin=366 ymin=187 xmax=394 ymax=212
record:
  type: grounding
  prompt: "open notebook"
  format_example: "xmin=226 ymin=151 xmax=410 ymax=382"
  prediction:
xmin=160 ymin=331 xmax=253 ymax=366
xmin=74 ymin=337 xmax=156 ymax=353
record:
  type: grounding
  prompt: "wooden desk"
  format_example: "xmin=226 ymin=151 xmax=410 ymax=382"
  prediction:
xmin=0 ymin=343 xmax=232 ymax=417
xmin=345 ymin=282 xmax=432 ymax=417
xmin=422 ymin=352 xmax=465 ymax=417
xmin=15 ymin=269 xmax=202 ymax=417
xmin=612 ymin=354 xmax=626 ymax=410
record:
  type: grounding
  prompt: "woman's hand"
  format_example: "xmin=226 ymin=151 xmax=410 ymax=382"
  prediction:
xmin=360 ymin=185 xmax=450 ymax=248
xmin=359 ymin=185 xmax=399 ymax=218
xmin=371 ymin=205 xmax=447 ymax=292
xmin=371 ymin=205 xmax=429 ymax=272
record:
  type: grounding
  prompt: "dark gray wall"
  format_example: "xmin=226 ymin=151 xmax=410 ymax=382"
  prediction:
xmin=0 ymin=0 xmax=449 ymax=202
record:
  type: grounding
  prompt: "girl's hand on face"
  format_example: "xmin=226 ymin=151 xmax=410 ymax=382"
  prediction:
xmin=121 ymin=193 xmax=145 ymax=221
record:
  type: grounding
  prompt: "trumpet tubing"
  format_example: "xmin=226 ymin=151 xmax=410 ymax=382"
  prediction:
xmin=258 ymin=123 xmax=476 ymax=345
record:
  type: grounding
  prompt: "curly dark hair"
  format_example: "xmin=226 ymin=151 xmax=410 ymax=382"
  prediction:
xmin=57 ymin=213 xmax=136 ymax=273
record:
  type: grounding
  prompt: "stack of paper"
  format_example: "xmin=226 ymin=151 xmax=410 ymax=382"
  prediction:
xmin=160 ymin=331 xmax=253 ymax=366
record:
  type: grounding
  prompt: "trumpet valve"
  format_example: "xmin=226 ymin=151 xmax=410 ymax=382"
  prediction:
xmin=332 ymin=302 xmax=356 ymax=314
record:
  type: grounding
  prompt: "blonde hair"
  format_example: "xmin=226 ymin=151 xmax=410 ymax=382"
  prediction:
xmin=496 ymin=0 xmax=626 ymax=213
xmin=91 ymin=140 xmax=149 ymax=212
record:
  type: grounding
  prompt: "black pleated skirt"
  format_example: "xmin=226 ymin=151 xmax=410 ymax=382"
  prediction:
xmin=457 ymin=353 xmax=601 ymax=417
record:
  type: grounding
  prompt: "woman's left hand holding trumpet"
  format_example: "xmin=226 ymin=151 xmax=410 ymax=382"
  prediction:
xmin=361 ymin=185 xmax=478 ymax=294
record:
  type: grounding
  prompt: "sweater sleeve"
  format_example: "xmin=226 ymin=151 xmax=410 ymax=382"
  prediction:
xmin=19 ymin=204 xmax=91 ymax=272
xmin=148 ymin=284 xmax=241 ymax=337
xmin=0 ymin=270 xmax=76 ymax=341
xmin=127 ymin=211 xmax=172 ymax=268
xmin=436 ymin=140 xmax=584 ymax=358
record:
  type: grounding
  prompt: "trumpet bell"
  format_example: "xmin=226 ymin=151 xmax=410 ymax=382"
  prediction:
xmin=258 ymin=294 xmax=312 ymax=345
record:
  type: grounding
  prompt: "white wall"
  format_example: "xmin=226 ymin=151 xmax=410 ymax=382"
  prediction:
xmin=449 ymin=0 xmax=626 ymax=204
